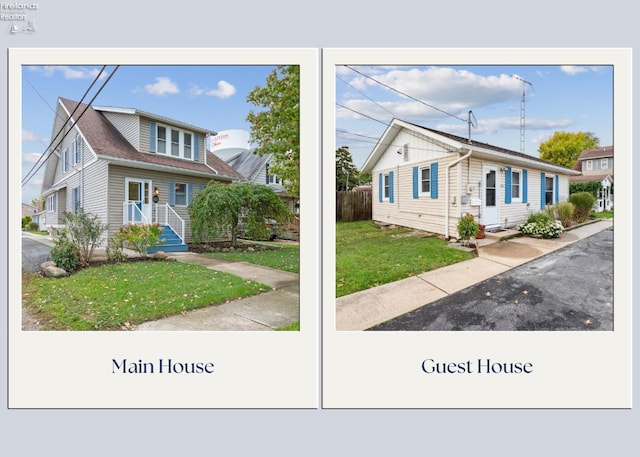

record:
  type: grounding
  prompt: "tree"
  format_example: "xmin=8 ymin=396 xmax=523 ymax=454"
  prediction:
xmin=538 ymin=131 xmax=599 ymax=169
xmin=246 ymin=65 xmax=300 ymax=196
xmin=189 ymin=182 xmax=292 ymax=247
xmin=336 ymin=146 xmax=360 ymax=191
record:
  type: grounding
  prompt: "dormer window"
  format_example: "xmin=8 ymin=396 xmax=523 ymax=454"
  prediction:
xmin=153 ymin=123 xmax=196 ymax=161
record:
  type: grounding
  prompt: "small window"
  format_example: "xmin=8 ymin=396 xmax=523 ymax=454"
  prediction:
xmin=383 ymin=174 xmax=390 ymax=199
xmin=174 ymin=183 xmax=187 ymax=206
xmin=71 ymin=187 xmax=81 ymax=213
xmin=157 ymin=126 xmax=167 ymax=153
xmin=586 ymin=160 xmax=593 ymax=170
xmin=171 ymin=129 xmax=180 ymax=156
xmin=511 ymin=169 xmax=521 ymax=202
xmin=545 ymin=176 xmax=554 ymax=205
xmin=420 ymin=167 xmax=430 ymax=194
xmin=47 ymin=194 xmax=57 ymax=213
xmin=183 ymin=132 xmax=192 ymax=159
xmin=403 ymin=143 xmax=409 ymax=161
xmin=61 ymin=147 xmax=69 ymax=173
xmin=72 ymin=134 xmax=82 ymax=165
xmin=600 ymin=158 xmax=608 ymax=169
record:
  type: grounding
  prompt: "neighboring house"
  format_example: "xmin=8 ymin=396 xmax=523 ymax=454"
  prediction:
xmin=39 ymin=97 xmax=243 ymax=251
xmin=570 ymin=146 xmax=614 ymax=212
xmin=362 ymin=119 xmax=581 ymax=239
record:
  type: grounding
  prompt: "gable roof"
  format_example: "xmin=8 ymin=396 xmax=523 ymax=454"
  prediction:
xmin=57 ymin=97 xmax=241 ymax=180
xmin=362 ymin=118 xmax=580 ymax=175
xmin=576 ymin=146 xmax=614 ymax=161
xmin=226 ymin=149 xmax=272 ymax=182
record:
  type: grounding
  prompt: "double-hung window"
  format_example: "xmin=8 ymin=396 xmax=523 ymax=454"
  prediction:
xmin=72 ymin=134 xmax=82 ymax=165
xmin=383 ymin=174 xmax=390 ymax=200
xmin=183 ymin=132 xmax=192 ymax=160
xmin=600 ymin=158 xmax=609 ymax=169
xmin=157 ymin=126 xmax=167 ymax=153
xmin=586 ymin=160 xmax=593 ymax=171
xmin=511 ymin=169 xmax=521 ymax=202
xmin=420 ymin=167 xmax=430 ymax=194
xmin=47 ymin=194 xmax=56 ymax=213
xmin=61 ymin=147 xmax=69 ymax=173
xmin=155 ymin=124 xmax=195 ymax=160
xmin=174 ymin=183 xmax=187 ymax=206
xmin=545 ymin=176 xmax=555 ymax=205
xmin=71 ymin=187 xmax=81 ymax=213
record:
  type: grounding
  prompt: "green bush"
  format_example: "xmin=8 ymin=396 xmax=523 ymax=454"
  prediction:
xmin=517 ymin=211 xmax=563 ymax=239
xmin=106 ymin=236 xmax=128 ymax=263
xmin=568 ymin=192 xmax=596 ymax=223
xmin=27 ymin=221 xmax=39 ymax=231
xmin=50 ymin=230 xmax=79 ymax=271
xmin=457 ymin=214 xmax=479 ymax=243
xmin=113 ymin=223 xmax=165 ymax=257
xmin=545 ymin=202 xmax=575 ymax=228
xmin=570 ymin=181 xmax=602 ymax=197
xmin=526 ymin=212 xmax=552 ymax=225
xmin=65 ymin=210 xmax=108 ymax=266
xmin=22 ymin=215 xmax=32 ymax=229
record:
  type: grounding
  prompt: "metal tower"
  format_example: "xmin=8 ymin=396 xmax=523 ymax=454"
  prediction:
xmin=512 ymin=75 xmax=533 ymax=153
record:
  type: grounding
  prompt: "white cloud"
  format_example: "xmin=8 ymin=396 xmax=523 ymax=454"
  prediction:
xmin=22 ymin=129 xmax=41 ymax=142
xmin=561 ymin=65 xmax=589 ymax=75
xmin=22 ymin=152 xmax=43 ymax=164
xmin=31 ymin=65 xmax=108 ymax=80
xmin=191 ymin=80 xmax=236 ymax=99
xmin=144 ymin=77 xmax=180 ymax=96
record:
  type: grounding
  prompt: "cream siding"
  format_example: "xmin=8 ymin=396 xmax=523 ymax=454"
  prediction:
xmin=102 ymin=112 xmax=140 ymax=150
xmin=373 ymin=129 xmax=453 ymax=171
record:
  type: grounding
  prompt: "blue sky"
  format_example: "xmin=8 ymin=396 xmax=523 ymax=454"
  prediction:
xmin=21 ymin=65 xmax=277 ymax=204
xmin=335 ymin=65 xmax=613 ymax=169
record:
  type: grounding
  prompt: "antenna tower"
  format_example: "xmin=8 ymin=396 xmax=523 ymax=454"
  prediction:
xmin=512 ymin=75 xmax=533 ymax=153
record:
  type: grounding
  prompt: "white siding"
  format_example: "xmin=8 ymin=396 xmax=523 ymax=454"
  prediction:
xmin=373 ymin=128 xmax=453 ymax=172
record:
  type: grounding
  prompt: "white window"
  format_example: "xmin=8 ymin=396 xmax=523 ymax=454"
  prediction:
xmin=156 ymin=124 xmax=195 ymax=160
xmin=72 ymin=134 xmax=82 ymax=165
xmin=600 ymin=158 xmax=609 ymax=169
xmin=266 ymin=165 xmax=282 ymax=185
xmin=383 ymin=174 xmax=390 ymax=199
xmin=586 ymin=160 xmax=593 ymax=171
xmin=545 ymin=176 xmax=554 ymax=206
xmin=420 ymin=167 xmax=430 ymax=194
xmin=47 ymin=194 xmax=57 ymax=213
xmin=61 ymin=147 xmax=69 ymax=173
xmin=174 ymin=183 xmax=187 ymax=206
xmin=511 ymin=169 xmax=521 ymax=202
xmin=71 ymin=186 xmax=81 ymax=213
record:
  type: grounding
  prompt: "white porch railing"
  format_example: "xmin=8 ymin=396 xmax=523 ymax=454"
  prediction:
xmin=122 ymin=201 xmax=149 ymax=225
xmin=122 ymin=202 xmax=185 ymax=244
xmin=154 ymin=203 xmax=185 ymax=244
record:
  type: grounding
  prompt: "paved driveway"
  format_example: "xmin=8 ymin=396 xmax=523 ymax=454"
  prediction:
xmin=22 ymin=235 xmax=53 ymax=273
xmin=371 ymin=227 xmax=613 ymax=331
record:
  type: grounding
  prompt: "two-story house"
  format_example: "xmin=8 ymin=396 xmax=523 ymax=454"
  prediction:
xmin=570 ymin=146 xmax=614 ymax=212
xmin=39 ymin=97 xmax=244 ymax=251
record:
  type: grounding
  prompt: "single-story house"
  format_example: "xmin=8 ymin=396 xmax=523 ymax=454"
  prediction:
xmin=362 ymin=119 xmax=581 ymax=239
xmin=39 ymin=97 xmax=244 ymax=251
xmin=570 ymin=146 xmax=614 ymax=212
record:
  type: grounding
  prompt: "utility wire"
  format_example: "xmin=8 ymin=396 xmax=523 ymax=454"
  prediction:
xmin=22 ymin=66 xmax=108 ymax=185
xmin=22 ymin=66 xmax=119 ymax=186
xmin=344 ymin=65 xmax=467 ymax=123
xmin=337 ymin=75 xmax=398 ymax=119
xmin=336 ymin=103 xmax=389 ymax=125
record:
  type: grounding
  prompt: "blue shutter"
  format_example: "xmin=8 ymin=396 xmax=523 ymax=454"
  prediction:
xmin=522 ymin=169 xmax=528 ymax=203
xmin=389 ymin=171 xmax=394 ymax=203
xmin=555 ymin=175 xmax=559 ymax=203
xmin=149 ymin=122 xmax=156 ymax=153
xmin=187 ymin=183 xmax=193 ymax=205
xmin=168 ymin=181 xmax=175 ymax=206
xmin=194 ymin=133 xmax=200 ymax=161
xmin=430 ymin=162 xmax=438 ymax=199
xmin=378 ymin=173 xmax=383 ymax=203
xmin=198 ymin=184 xmax=205 ymax=193
xmin=540 ymin=172 xmax=546 ymax=209
xmin=412 ymin=167 xmax=419 ymax=199
xmin=505 ymin=166 xmax=512 ymax=204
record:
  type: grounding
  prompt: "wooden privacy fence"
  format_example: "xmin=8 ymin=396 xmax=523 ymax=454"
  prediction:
xmin=336 ymin=190 xmax=372 ymax=222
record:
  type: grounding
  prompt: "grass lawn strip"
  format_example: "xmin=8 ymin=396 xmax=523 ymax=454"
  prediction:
xmin=207 ymin=242 xmax=299 ymax=273
xmin=336 ymin=221 xmax=473 ymax=297
xmin=23 ymin=261 xmax=270 ymax=330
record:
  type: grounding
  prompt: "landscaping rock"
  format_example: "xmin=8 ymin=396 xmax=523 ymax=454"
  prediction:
xmin=42 ymin=265 xmax=67 ymax=278
xmin=40 ymin=260 xmax=56 ymax=269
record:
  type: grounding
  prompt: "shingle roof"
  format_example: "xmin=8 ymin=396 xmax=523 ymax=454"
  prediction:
xmin=226 ymin=149 xmax=271 ymax=181
xmin=59 ymin=97 xmax=241 ymax=179
xmin=576 ymin=146 xmax=614 ymax=161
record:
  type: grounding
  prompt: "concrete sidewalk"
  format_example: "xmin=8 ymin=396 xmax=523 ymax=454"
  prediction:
xmin=336 ymin=219 xmax=613 ymax=331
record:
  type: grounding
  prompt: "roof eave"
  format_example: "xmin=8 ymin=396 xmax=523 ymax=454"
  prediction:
xmin=99 ymin=155 xmax=236 ymax=182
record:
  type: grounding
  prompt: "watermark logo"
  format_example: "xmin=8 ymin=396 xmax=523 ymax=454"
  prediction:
xmin=2 ymin=2 xmax=39 ymax=35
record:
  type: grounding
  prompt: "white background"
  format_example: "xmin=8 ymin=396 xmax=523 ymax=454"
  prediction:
xmin=2 ymin=1 xmax=638 ymax=455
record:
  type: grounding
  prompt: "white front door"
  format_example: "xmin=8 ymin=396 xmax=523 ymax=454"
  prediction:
xmin=482 ymin=165 xmax=499 ymax=227
xmin=125 ymin=178 xmax=152 ymax=223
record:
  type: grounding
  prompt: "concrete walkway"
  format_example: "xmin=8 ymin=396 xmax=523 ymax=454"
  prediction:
xmin=336 ymin=219 xmax=613 ymax=331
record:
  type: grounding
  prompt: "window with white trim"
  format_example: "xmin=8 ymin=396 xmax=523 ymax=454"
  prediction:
xmin=72 ymin=134 xmax=82 ymax=165
xmin=511 ymin=169 xmax=521 ymax=202
xmin=61 ymin=147 xmax=69 ymax=173
xmin=545 ymin=176 xmax=554 ymax=206
xmin=420 ymin=167 xmax=430 ymax=194
xmin=174 ymin=182 xmax=187 ymax=206
xmin=47 ymin=194 xmax=57 ymax=213
xmin=156 ymin=124 xmax=194 ymax=160
xmin=600 ymin=158 xmax=609 ymax=169
xmin=586 ymin=160 xmax=593 ymax=171
xmin=71 ymin=186 xmax=81 ymax=213
xmin=383 ymin=174 xmax=390 ymax=200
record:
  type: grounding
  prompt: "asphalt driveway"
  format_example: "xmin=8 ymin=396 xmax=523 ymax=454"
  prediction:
xmin=22 ymin=235 xmax=53 ymax=273
xmin=371 ymin=227 xmax=613 ymax=331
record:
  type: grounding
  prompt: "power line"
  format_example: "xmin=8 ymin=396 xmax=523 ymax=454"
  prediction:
xmin=337 ymin=75 xmax=398 ymax=119
xmin=22 ymin=66 xmax=108 ymax=185
xmin=336 ymin=103 xmax=388 ymax=125
xmin=22 ymin=66 xmax=119 ymax=187
xmin=344 ymin=65 xmax=467 ymax=123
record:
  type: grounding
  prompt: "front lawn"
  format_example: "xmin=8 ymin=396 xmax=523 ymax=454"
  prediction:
xmin=22 ymin=260 xmax=269 ymax=330
xmin=591 ymin=210 xmax=613 ymax=219
xmin=336 ymin=221 xmax=473 ymax=297
xmin=207 ymin=242 xmax=299 ymax=273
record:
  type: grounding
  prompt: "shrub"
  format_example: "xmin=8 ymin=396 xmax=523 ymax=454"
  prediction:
xmin=544 ymin=202 xmax=575 ymax=228
xmin=106 ymin=236 xmax=128 ymax=263
xmin=65 ymin=210 xmax=108 ymax=266
xmin=570 ymin=181 xmax=602 ymax=197
xmin=517 ymin=211 xmax=563 ymax=239
xmin=569 ymin=192 xmax=596 ymax=223
xmin=50 ymin=230 xmax=79 ymax=271
xmin=113 ymin=223 xmax=165 ymax=257
xmin=27 ymin=221 xmax=39 ymax=231
xmin=22 ymin=215 xmax=32 ymax=229
xmin=457 ymin=214 xmax=479 ymax=244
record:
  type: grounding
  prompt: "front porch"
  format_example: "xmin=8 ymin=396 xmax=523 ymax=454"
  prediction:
xmin=123 ymin=202 xmax=188 ymax=252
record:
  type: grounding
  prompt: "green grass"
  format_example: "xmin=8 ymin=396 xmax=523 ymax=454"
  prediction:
xmin=22 ymin=260 xmax=270 ymax=331
xmin=275 ymin=321 xmax=300 ymax=331
xmin=335 ymin=221 xmax=473 ymax=297
xmin=591 ymin=210 xmax=613 ymax=219
xmin=208 ymin=242 xmax=299 ymax=273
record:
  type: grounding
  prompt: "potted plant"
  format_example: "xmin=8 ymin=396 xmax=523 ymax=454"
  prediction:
xmin=457 ymin=214 xmax=479 ymax=246
xmin=476 ymin=224 xmax=486 ymax=239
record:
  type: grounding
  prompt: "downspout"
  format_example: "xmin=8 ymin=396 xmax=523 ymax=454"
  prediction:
xmin=445 ymin=148 xmax=473 ymax=239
